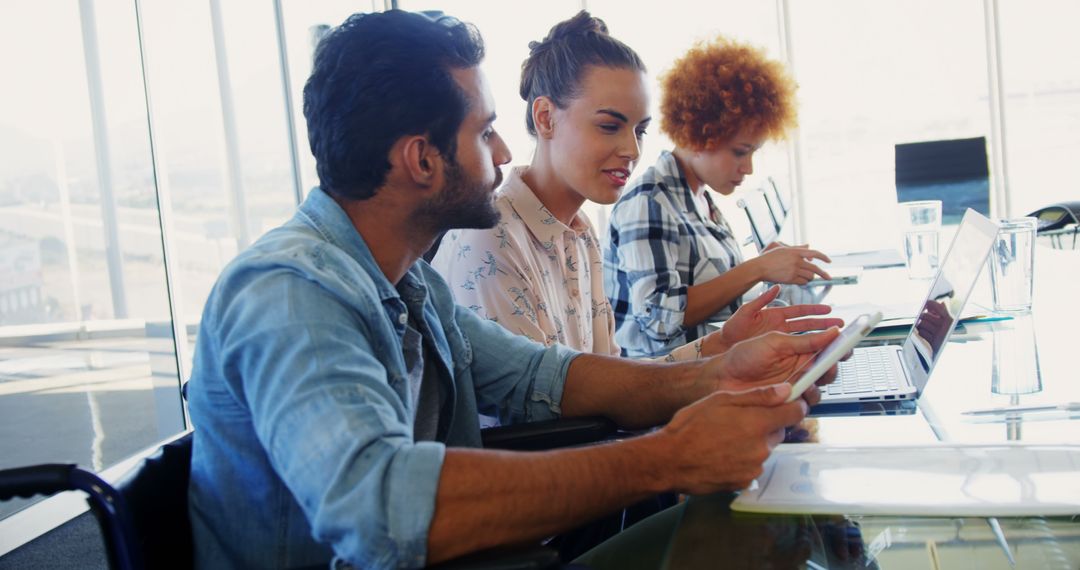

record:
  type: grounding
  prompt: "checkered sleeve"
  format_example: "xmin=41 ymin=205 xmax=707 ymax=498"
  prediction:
xmin=609 ymin=185 xmax=691 ymax=347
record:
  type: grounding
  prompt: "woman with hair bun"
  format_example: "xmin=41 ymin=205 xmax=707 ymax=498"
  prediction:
xmin=432 ymin=15 xmax=838 ymax=365
xmin=605 ymin=37 xmax=832 ymax=359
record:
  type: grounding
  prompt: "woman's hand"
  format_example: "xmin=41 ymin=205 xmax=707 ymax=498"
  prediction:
xmin=750 ymin=246 xmax=832 ymax=285
xmin=700 ymin=285 xmax=844 ymax=357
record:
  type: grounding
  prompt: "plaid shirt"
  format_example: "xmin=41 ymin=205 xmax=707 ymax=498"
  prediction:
xmin=604 ymin=150 xmax=743 ymax=358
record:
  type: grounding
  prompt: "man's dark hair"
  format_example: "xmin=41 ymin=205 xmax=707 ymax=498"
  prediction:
xmin=303 ymin=10 xmax=484 ymax=201
xmin=519 ymin=11 xmax=645 ymax=136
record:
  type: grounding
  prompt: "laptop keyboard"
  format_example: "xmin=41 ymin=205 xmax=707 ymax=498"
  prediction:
xmin=827 ymin=347 xmax=902 ymax=395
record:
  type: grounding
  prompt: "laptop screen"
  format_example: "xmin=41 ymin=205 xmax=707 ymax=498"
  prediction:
xmin=900 ymin=209 xmax=1000 ymax=394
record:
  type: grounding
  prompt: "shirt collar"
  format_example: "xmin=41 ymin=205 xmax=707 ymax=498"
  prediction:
xmin=654 ymin=150 xmax=698 ymax=213
xmin=297 ymin=186 xmax=425 ymax=302
xmin=654 ymin=150 xmax=723 ymax=224
xmin=500 ymin=166 xmax=593 ymax=247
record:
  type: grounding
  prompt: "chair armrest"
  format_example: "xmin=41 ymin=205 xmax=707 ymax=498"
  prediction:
xmin=481 ymin=417 xmax=619 ymax=451
xmin=0 ymin=464 xmax=77 ymax=500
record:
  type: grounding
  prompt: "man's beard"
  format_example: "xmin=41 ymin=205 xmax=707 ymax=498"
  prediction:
xmin=418 ymin=158 xmax=502 ymax=233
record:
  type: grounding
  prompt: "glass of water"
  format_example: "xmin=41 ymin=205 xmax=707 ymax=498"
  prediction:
xmin=899 ymin=200 xmax=942 ymax=279
xmin=991 ymin=314 xmax=1042 ymax=396
xmin=990 ymin=217 xmax=1037 ymax=313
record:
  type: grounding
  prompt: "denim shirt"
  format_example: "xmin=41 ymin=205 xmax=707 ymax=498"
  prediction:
xmin=186 ymin=187 xmax=579 ymax=569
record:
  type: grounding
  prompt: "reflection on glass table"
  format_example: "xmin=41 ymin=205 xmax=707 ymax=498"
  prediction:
xmin=910 ymin=312 xmax=1080 ymax=447
xmin=990 ymin=313 xmax=1043 ymax=398
xmin=662 ymin=493 xmax=876 ymax=570
xmin=659 ymin=492 xmax=1080 ymax=569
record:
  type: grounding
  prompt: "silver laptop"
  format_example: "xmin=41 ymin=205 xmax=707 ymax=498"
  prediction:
xmin=819 ymin=209 xmax=1000 ymax=404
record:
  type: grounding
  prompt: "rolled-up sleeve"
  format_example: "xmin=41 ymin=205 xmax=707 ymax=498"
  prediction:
xmin=227 ymin=273 xmax=443 ymax=569
xmin=453 ymin=303 xmax=580 ymax=425
xmin=610 ymin=191 xmax=691 ymax=345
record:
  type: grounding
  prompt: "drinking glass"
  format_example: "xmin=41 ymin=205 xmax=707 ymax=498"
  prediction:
xmin=899 ymin=200 xmax=941 ymax=279
xmin=989 ymin=217 xmax=1037 ymax=313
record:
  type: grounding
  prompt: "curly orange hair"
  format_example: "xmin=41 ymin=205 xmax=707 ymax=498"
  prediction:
xmin=661 ymin=37 xmax=797 ymax=150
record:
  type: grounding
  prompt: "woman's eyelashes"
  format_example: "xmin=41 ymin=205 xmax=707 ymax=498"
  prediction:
xmin=598 ymin=123 xmax=649 ymax=139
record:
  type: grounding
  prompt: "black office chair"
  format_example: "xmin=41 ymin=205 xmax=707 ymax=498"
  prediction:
xmin=1027 ymin=201 xmax=1080 ymax=250
xmin=0 ymin=422 xmax=612 ymax=570
xmin=895 ymin=136 xmax=991 ymax=226
xmin=0 ymin=431 xmax=193 ymax=570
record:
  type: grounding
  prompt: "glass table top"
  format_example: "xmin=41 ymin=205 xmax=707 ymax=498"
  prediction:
xmin=662 ymin=246 xmax=1080 ymax=568
xmin=661 ymin=492 xmax=1080 ymax=569
xmin=794 ymin=246 xmax=1080 ymax=447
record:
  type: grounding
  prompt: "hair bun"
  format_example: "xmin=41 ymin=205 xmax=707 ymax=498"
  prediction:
xmin=527 ymin=39 xmax=547 ymax=56
xmin=518 ymin=10 xmax=643 ymax=137
xmin=544 ymin=11 xmax=608 ymax=43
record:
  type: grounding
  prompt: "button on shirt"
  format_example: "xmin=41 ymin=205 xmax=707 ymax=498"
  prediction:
xmin=432 ymin=167 xmax=703 ymax=362
xmin=605 ymin=151 xmax=744 ymax=358
xmin=186 ymin=187 xmax=579 ymax=570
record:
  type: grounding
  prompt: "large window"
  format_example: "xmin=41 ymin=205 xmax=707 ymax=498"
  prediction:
xmin=997 ymin=0 xmax=1080 ymax=217
xmin=138 ymin=2 xmax=298 ymax=334
xmin=0 ymin=0 xmax=182 ymax=520
xmin=0 ymin=0 xmax=300 ymax=534
xmin=788 ymin=0 xmax=991 ymax=252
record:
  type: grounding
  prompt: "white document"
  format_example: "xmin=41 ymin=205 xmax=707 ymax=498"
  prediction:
xmin=820 ymin=248 xmax=906 ymax=269
xmin=825 ymin=302 xmax=919 ymax=327
xmin=806 ymin=265 xmax=862 ymax=286
xmin=826 ymin=300 xmax=995 ymax=330
xmin=733 ymin=443 xmax=1080 ymax=517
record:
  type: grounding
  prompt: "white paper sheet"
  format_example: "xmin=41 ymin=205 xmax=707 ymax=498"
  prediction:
xmin=826 ymin=300 xmax=997 ymax=330
xmin=821 ymin=249 xmax=907 ymax=269
xmin=733 ymin=443 xmax=1080 ymax=516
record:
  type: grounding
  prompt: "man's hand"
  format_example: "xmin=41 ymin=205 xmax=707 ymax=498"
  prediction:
xmin=704 ymin=328 xmax=842 ymax=406
xmin=655 ymin=383 xmax=807 ymax=494
xmin=748 ymin=246 xmax=832 ymax=285
xmin=700 ymin=285 xmax=845 ymax=356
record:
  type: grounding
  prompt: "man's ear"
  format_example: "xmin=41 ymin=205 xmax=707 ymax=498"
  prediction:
xmin=532 ymin=96 xmax=556 ymax=140
xmin=398 ymin=135 xmax=443 ymax=188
